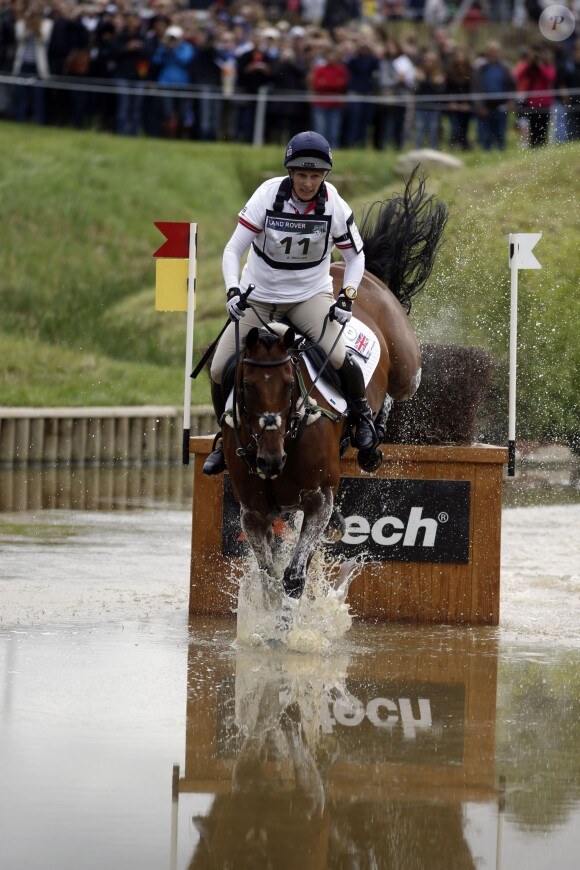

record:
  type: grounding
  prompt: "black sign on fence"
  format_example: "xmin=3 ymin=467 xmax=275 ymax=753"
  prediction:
xmin=222 ymin=476 xmax=471 ymax=565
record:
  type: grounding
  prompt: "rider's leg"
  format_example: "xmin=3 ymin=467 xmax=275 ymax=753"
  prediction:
xmin=336 ymin=354 xmax=379 ymax=451
xmin=289 ymin=295 xmax=378 ymax=452
xmin=203 ymin=303 xmax=271 ymax=476
xmin=202 ymin=379 xmax=227 ymax=475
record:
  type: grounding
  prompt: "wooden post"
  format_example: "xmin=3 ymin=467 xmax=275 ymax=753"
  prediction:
xmin=189 ymin=436 xmax=507 ymax=626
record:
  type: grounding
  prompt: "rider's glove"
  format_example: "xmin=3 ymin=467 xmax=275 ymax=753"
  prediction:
xmin=328 ymin=288 xmax=355 ymax=325
xmin=226 ymin=287 xmax=245 ymax=321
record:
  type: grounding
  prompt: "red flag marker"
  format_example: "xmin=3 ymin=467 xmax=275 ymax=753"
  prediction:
xmin=153 ymin=221 xmax=190 ymax=258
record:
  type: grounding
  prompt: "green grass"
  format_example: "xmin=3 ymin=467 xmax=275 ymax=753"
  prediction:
xmin=0 ymin=121 xmax=578 ymax=442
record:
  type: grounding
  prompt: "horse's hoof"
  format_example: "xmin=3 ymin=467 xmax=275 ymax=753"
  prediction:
xmin=357 ymin=447 xmax=383 ymax=473
xmin=282 ymin=566 xmax=304 ymax=599
xmin=324 ymin=509 xmax=346 ymax=542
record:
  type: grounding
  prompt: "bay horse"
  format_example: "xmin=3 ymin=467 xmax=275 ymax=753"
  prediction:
xmin=221 ymin=172 xmax=447 ymax=606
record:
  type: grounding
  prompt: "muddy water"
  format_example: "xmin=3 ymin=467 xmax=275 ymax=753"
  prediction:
xmin=0 ymin=462 xmax=579 ymax=870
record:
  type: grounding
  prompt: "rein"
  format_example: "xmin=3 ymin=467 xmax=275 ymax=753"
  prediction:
xmin=231 ymin=330 xmax=341 ymax=474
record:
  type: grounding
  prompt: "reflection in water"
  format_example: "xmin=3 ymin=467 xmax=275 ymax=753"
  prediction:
xmin=180 ymin=625 xmax=499 ymax=869
xmin=0 ymin=457 xmax=578 ymax=514
xmin=0 ymin=464 xmax=193 ymax=512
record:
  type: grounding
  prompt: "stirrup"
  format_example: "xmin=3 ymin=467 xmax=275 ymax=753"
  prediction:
xmin=202 ymin=433 xmax=226 ymax=476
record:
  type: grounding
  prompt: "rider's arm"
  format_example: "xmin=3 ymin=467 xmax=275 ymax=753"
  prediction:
xmin=340 ymin=243 xmax=365 ymax=291
xmin=222 ymin=222 xmax=257 ymax=289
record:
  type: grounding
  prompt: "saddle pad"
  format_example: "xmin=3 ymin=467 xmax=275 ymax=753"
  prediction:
xmin=303 ymin=317 xmax=381 ymax=416
xmin=224 ymin=317 xmax=380 ymax=419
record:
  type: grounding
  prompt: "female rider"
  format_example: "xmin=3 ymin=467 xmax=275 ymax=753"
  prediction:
xmin=203 ymin=130 xmax=378 ymax=474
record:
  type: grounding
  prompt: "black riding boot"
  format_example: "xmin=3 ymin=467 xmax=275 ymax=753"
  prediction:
xmin=337 ymin=355 xmax=379 ymax=452
xmin=202 ymin=380 xmax=227 ymax=476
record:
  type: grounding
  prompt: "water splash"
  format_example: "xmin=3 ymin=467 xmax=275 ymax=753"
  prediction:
xmin=234 ymin=530 xmax=363 ymax=652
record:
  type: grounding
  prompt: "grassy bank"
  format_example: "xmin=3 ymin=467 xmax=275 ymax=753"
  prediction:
xmin=0 ymin=121 xmax=578 ymax=442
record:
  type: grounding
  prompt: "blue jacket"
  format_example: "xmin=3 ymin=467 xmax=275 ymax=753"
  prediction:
xmin=153 ymin=40 xmax=194 ymax=85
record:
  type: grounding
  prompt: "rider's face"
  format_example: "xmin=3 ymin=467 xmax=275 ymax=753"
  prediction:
xmin=290 ymin=169 xmax=325 ymax=201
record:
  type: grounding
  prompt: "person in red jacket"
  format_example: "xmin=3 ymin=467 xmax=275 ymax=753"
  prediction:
xmin=514 ymin=44 xmax=556 ymax=147
xmin=310 ymin=44 xmax=349 ymax=148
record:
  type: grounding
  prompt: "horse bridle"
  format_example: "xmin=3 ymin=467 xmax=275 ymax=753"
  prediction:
xmin=231 ymin=313 xmax=344 ymax=474
xmin=233 ymin=352 xmax=298 ymax=471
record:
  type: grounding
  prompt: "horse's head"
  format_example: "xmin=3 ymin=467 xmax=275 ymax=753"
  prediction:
xmin=240 ymin=326 xmax=296 ymax=479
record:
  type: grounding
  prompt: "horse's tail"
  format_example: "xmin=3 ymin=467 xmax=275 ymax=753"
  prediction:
xmin=358 ymin=167 xmax=448 ymax=311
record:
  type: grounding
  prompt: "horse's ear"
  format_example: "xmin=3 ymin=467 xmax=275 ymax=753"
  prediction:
xmin=283 ymin=327 xmax=295 ymax=349
xmin=246 ymin=327 xmax=260 ymax=351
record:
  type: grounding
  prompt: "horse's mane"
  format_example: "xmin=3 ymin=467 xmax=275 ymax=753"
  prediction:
xmin=358 ymin=167 xmax=448 ymax=311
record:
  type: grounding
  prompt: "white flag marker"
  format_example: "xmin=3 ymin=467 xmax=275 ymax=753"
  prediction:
xmin=508 ymin=233 xmax=542 ymax=476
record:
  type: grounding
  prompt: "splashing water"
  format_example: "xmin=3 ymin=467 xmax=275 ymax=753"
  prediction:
xmin=234 ymin=522 xmax=363 ymax=652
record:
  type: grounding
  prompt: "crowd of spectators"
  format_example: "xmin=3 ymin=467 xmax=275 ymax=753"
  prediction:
xmin=0 ymin=0 xmax=579 ymax=150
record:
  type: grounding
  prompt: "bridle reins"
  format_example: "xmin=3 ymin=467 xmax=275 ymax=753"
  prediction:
xmin=231 ymin=312 xmax=343 ymax=474
xmin=232 ymin=350 xmax=297 ymax=473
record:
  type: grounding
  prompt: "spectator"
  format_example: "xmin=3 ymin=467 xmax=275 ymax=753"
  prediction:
xmin=413 ymin=48 xmax=445 ymax=149
xmin=310 ymin=43 xmax=349 ymax=147
xmin=268 ymin=42 xmax=310 ymax=143
xmin=432 ymin=26 xmax=454 ymax=72
xmin=143 ymin=13 xmax=171 ymax=137
xmin=561 ymin=39 xmax=580 ymax=140
xmin=110 ymin=10 xmax=149 ymax=135
xmin=445 ymin=45 xmax=473 ymax=150
xmin=514 ymin=43 xmax=556 ymax=147
xmin=192 ymin=27 xmax=223 ymax=141
xmin=0 ymin=0 xmax=16 ymax=75
xmin=60 ymin=5 xmax=91 ymax=130
xmin=152 ymin=24 xmax=195 ymax=138
xmin=321 ymin=0 xmax=362 ymax=30
xmin=375 ymin=34 xmax=415 ymax=150
xmin=90 ymin=17 xmax=117 ymax=132
xmin=424 ymin=0 xmax=448 ymax=28
xmin=472 ymin=40 xmax=515 ymax=151
xmin=343 ymin=34 xmax=380 ymax=148
xmin=235 ymin=31 xmax=273 ymax=142
xmin=11 ymin=1 xmax=53 ymax=124
xmin=215 ymin=28 xmax=238 ymax=140
xmin=551 ymin=44 xmax=570 ymax=143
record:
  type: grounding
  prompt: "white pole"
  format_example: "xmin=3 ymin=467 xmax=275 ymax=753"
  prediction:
xmin=508 ymin=234 xmax=518 ymax=477
xmin=183 ymin=223 xmax=197 ymax=464
xmin=170 ymin=764 xmax=179 ymax=870
xmin=496 ymin=774 xmax=506 ymax=870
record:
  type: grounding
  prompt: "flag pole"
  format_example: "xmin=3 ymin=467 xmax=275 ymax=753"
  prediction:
xmin=508 ymin=234 xmax=518 ymax=477
xmin=507 ymin=232 xmax=541 ymax=478
xmin=183 ymin=223 xmax=197 ymax=465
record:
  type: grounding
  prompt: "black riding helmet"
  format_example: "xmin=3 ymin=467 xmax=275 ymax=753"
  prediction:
xmin=284 ymin=131 xmax=333 ymax=171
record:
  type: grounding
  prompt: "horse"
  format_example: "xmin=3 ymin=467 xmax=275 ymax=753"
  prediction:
xmin=221 ymin=172 xmax=448 ymax=607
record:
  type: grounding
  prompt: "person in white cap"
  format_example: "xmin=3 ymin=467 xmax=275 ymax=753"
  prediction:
xmin=151 ymin=23 xmax=194 ymax=136
xmin=203 ymin=131 xmax=378 ymax=475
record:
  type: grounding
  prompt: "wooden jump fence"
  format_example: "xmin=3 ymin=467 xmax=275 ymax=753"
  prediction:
xmin=0 ymin=406 xmax=216 ymax=465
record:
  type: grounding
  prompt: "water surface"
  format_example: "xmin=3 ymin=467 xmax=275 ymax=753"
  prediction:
xmin=0 ymin=461 xmax=578 ymax=869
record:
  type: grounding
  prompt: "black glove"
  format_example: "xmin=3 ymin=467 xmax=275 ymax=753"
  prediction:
xmin=328 ymin=291 xmax=353 ymax=325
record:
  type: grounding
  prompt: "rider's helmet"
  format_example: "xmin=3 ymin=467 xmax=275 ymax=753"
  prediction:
xmin=284 ymin=131 xmax=333 ymax=171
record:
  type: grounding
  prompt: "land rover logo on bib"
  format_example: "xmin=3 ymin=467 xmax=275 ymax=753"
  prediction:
xmin=222 ymin=477 xmax=471 ymax=563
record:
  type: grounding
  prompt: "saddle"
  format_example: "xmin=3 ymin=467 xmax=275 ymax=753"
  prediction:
xmin=219 ymin=328 xmax=342 ymax=410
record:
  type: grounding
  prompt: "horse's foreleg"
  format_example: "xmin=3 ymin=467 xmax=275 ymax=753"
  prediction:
xmin=240 ymin=507 xmax=282 ymax=580
xmin=283 ymin=487 xmax=333 ymax=599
